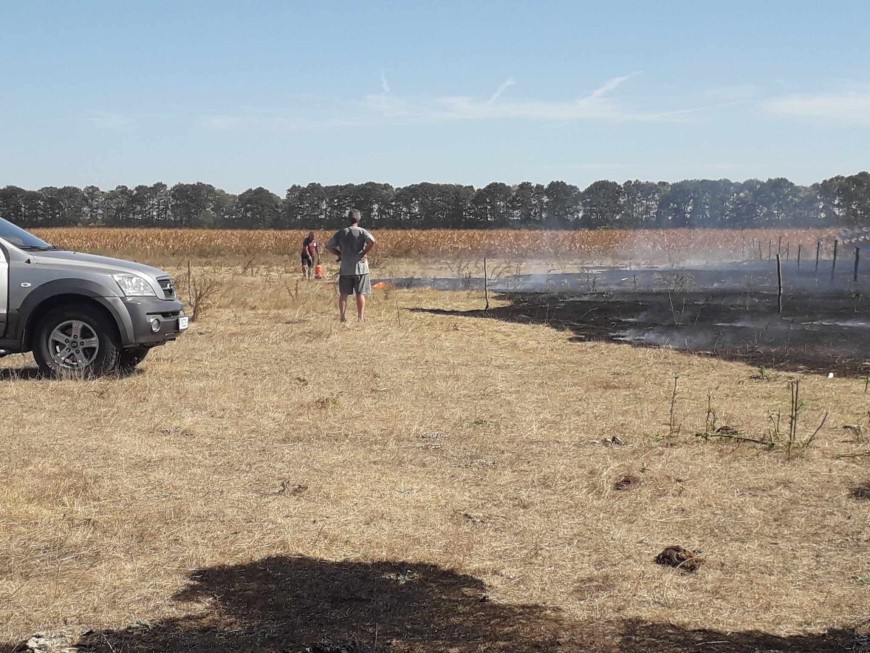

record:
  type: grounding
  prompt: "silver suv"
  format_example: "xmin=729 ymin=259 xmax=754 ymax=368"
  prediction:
xmin=0 ymin=218 xmax=187 ymax=376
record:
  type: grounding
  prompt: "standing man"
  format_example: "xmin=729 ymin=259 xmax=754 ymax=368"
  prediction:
xmin=301 ymin=231 xmax=319 ymax=280
xmin=327 ymin=209 xmax=376 ymax=322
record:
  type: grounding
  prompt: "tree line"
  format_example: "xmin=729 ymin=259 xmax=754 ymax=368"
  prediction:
xmin=1 ymin=172 xmax=868 ymax=231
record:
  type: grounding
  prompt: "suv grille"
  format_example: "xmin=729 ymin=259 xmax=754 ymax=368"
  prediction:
xmin=157 ymin=277 xmax=176 ymax=300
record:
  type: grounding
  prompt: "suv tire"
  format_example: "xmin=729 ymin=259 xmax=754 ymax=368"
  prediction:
xmin=33 ymin=304 xmax=121 ymax=377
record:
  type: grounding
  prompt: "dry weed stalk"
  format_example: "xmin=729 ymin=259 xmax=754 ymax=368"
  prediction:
xmin=667 ymin=375 xmax=680 ymax=439
xmin=696 ymin=382 xmax=829 ymax=454
xmin=786 ymin=380 xmax=828 ymax=461
xmin=696 ymin=392 xmax=774 ymax=448
xmin=183 ymin=260 xmax=221 ymax=322
xmin=446 ymin=258 xmax=475 ymax=290
xmin=838 ymin=450 xmax=870 ymax=459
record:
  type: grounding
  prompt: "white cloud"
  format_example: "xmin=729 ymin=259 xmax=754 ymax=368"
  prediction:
xmin=360 ymin=73 xmax=700 ymax=124
xmin=487 ymin=77 xmax=515 ymax=104
xmin=201 ymin=73 xmax=708 ymax=132
xmin=587 ymin=72 xmax=640 ymax=100
xmin=763 ymin=88 xmax=870 ymax=125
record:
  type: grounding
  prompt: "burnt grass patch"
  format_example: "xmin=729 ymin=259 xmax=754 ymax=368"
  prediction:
xmin=852 ymin=480 xmax=870 ymax=500
xmin=411 ymin=263 xmax=870 ymax=377
xmin=613 ymin=474 xmax=642 ymax=491
xmin=6 ymin=555 xmax=857 ymax=653
xmin=654 ymin=546 xmax=704 ymax=573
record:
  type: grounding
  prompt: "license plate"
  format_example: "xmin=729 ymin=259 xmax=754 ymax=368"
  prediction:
xmin=178 ymin=316 xmax=189 ymax=330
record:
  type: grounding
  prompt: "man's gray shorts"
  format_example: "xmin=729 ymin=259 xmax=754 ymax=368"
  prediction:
xmin=339 ymin=274 xmax=372 ymax=296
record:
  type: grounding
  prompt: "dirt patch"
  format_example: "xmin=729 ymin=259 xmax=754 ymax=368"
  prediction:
xmin=851 ymin=481 xmax=870 ymax=500
xmin=655 ymin=546 xmax=704 ymax=573
xmin=613 ymin=474 xmax=642 ymax=491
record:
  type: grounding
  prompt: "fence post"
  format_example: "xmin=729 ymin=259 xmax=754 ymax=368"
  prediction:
xmin=483 ymin=257 xmax=490 ymax=311
xmin=776 ymin=254 xmax=783 ymax=315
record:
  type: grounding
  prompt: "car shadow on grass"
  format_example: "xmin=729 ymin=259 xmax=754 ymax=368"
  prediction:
xmin=412 ymin=290 xmax=870 ymax=378
xmin=2 ymin=556 xmax=858 ymax=652
xmin=0 ymin=367 xmax=144 ymax=382
xmin=0 ymin=367 xmax=43 ymax=380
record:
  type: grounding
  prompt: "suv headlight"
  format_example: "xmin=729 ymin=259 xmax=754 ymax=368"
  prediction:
xmin=113 ymin=273 xmax=156 ymax=297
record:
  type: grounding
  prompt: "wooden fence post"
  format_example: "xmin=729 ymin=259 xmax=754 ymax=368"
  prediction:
xmin=483 ymin=257 xmax=490 ymax=311
xmin=776 ymin=254 xmax=783 ymax=315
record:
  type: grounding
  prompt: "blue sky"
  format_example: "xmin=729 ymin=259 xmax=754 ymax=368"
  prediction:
xmin=1 ymin=0 xmax=868 ymax=194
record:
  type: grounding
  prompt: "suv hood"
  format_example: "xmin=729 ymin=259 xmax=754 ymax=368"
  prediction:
xmin=30 ymin=250 xmax=169 ymax=278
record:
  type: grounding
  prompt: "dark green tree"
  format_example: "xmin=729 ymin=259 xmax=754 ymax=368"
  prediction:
xmin=469 ymin=183 xmax=512 ymax=227
xmin=543 ymin=181 xmax=580 ymax=228
xmin=581 ymin=180 xmax=623 ymax=228
xmin=621 ymin=181 xmax=667 ymax=229
xmin=234 ymin=187 xmax=282 ymax=229
xmin=510 ymin=182 xmax=545 ymax=227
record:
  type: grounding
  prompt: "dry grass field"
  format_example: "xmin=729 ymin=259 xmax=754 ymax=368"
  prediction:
xmin=0 ymin=237 xmax=868 ymax=651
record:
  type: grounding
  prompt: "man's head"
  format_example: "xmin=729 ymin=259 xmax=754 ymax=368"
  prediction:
xmin=348 ymin=208 xmax=361 ymax=225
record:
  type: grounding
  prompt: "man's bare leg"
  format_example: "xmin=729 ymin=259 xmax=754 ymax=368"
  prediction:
xmin=339 ymin=294 xmax=349 ymax=322
xmin=356 ymin=294 xmax=366 ymax=321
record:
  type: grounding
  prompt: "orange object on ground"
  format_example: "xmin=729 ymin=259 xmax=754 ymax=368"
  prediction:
xmin=372 ymin=281 xmax=391 ymax=290
xmin=314 ymin=264 xmax=324 ymax=279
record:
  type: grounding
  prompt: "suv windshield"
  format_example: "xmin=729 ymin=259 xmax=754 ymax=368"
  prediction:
xmin=0 ymin=217 xmax=57 ymax=250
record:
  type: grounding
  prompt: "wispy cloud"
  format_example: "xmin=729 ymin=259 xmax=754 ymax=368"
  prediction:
xmin=86 ymin=110 xmax=137 ymax=131
xmin=762 ymin=86 xmax=870 ymax=125
xmin=360 ymin=73 xmax=702 ymax=124
xmin=202 ymin=73 xmax=710 ymax=132
xmin=487 ymin=77 xmax=515 ymax=104
xmin=705 ymin=84 xmax=762 ymax=102
xmin=587 ymin=72 xmax=640 ymax=100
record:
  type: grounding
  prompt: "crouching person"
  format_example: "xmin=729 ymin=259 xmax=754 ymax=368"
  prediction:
xmin=327 ymin=209 xmax=376 ymax=322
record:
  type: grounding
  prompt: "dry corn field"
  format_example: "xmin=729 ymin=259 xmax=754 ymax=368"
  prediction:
xmin=33 ymin=227 xmax=834 ymax=266
xmin=0 ymin=233 xmax=868 ymax=652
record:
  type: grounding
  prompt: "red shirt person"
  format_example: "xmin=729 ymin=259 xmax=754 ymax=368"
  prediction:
xmin=301 ymin=231 xmax=319 ymax=279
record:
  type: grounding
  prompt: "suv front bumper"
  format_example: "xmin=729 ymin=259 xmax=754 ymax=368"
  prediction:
xmin=108 ymin=296 xmax=188 ymax=347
